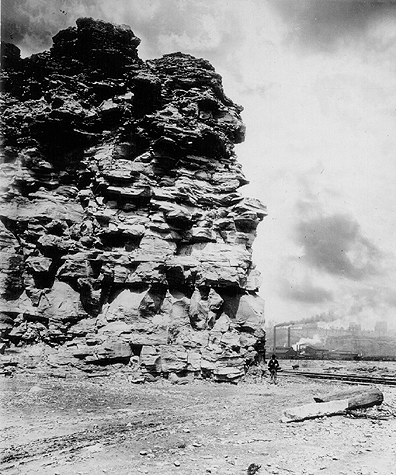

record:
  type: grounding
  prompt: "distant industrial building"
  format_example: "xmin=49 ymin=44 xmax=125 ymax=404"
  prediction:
xmin=274 ymin=347 xmax=297 ymax=359
xmin=267 ymin=320 xmax=396 ymax=360
xmin=298 ymin=345 xmax=329 ymax=360
xmin=375 ymin=321 xmax=388 ymax=334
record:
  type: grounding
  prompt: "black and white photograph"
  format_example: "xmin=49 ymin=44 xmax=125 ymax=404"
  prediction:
xmin=1 ymin=1 xmax=396 ymax=474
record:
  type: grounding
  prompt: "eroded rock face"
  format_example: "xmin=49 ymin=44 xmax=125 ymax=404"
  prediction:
xmin=0 ymin=18 xmax=267 ymax=381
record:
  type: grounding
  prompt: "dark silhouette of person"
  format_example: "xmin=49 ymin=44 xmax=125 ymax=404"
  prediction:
xmin=268 ymin=354 xmax=279 ymax=384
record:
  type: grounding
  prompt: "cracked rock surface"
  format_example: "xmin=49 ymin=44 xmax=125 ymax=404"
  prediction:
xmin=0 ymin=18 xmax=267 ymax=381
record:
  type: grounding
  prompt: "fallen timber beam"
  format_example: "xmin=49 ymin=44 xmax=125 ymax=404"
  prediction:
xmin=282 ymin=387 xmax=384 ymax=422
xmin=282 ymin=399 xmax=350 ymax=423
xmin=314 ymin=387 xmax=384 ymax=407
xmin=281 ymin=370 xmax=396 ymax=386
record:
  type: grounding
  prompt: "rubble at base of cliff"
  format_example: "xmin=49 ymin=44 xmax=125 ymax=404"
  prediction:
xmin=0 ymin=18 xmax=267 ymax=382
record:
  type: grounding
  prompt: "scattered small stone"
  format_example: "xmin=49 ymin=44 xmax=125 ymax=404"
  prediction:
xmin=29 ymin=386 xmax=45 ymax=393
xmin=247 ymin=463 xmax=261 ymax=475
xmin=174 ymin=460 xmax=181 ymax=467
xmin=86 ymin=443 xmax=103 ymax=453
xmin=140 ymin=450 xmax=148 ymax=456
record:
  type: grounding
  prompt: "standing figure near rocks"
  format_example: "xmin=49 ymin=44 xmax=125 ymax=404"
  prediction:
xmin=268 ymin=354 xmax=279 ymax=384
xmin=254 ymin=336 xmax=266 ymax=378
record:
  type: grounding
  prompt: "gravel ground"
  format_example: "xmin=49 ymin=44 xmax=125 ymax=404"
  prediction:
xmin=1 ymin=362 xmax=396 ymax=475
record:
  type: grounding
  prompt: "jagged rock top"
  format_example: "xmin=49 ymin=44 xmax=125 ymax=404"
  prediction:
xmin=51 ymin=17 xmax=141 ymax=75
xmin=0 ymin=19 xmax=266 ymax=382
xmin=1 ymin=18 xmax=245 ymax=154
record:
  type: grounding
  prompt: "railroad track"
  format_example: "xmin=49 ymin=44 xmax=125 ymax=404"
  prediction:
xmin=281 ymin=370 xmax=396 ymax=386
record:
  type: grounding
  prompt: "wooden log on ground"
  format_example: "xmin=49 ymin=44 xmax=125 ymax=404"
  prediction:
xmin=282 ymin=387 xmax=384 ymax=422
xmin=282 ymin=399 xmax=349 ymax=422
xmin=313 ymin=387 xmax=383 ymax=408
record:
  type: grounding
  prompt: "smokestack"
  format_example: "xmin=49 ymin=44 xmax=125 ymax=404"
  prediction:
xmin=287 ymin=326 xmax=291 ymax=348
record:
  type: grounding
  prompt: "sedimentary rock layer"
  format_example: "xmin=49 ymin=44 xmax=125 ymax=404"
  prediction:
xmin=0 ymin=18 xmax=267 ymax=381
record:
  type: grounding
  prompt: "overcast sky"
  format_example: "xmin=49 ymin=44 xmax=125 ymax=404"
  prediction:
xmin=3 ymin=0 xmax=396 ymax=330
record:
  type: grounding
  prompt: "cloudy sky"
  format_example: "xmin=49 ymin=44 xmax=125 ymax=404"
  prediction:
xmin=3 ymin=0 xmax=396 ymax=330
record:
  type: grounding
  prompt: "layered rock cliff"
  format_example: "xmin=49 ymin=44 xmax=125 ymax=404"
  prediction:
xmin=0 ymin=18 xmax=267 ymax=381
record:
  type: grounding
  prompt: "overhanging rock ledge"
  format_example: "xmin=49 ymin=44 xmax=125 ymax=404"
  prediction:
xmin=0 ymin=18 xmax=267 ymax=382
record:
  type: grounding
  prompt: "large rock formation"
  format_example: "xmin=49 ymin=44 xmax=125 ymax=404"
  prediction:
xmin=0 ymin=18 xmax=267 ymax=381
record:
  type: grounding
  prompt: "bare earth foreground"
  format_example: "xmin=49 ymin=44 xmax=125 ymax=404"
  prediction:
xmin=1 ymin=361 xmax=396 ymax=475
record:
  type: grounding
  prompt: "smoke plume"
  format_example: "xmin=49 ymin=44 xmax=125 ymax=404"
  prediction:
xmin=292 ymin=334 xmax=322 ymax=350
xmin=275 ymin=310 xmax=337 ymax=328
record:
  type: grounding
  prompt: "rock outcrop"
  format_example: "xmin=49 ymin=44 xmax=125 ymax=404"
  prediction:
xmin=0 ymin=18 xmax=267 ymax=382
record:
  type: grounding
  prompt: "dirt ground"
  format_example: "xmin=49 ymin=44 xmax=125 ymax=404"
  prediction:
xmin=1 ymin=362 xmax=396 ymax=475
